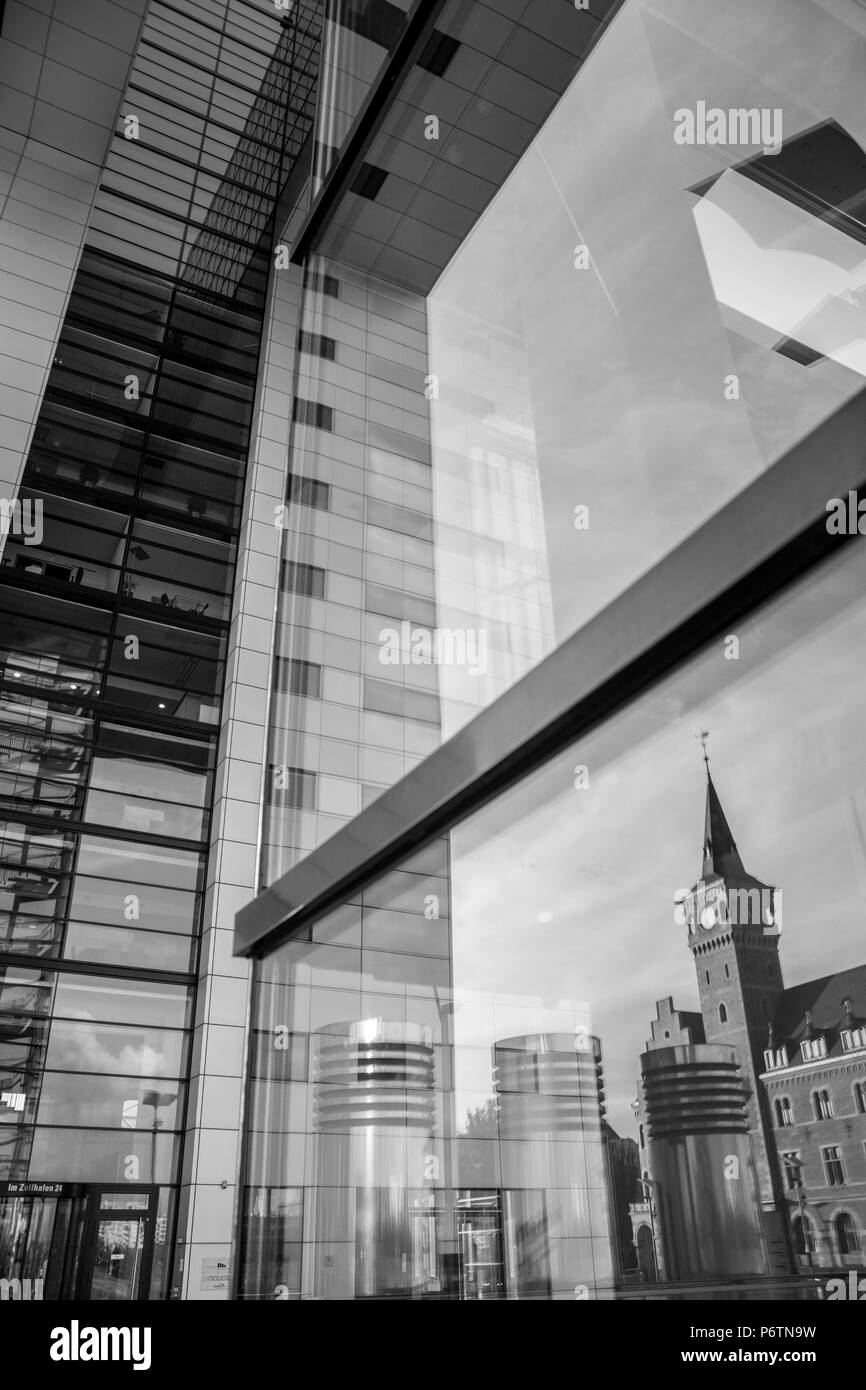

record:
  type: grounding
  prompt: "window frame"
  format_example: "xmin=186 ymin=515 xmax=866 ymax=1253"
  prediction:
xmin=834 ymin=1211 xmax=860 ymax=1256
xmin=821 ymin=1145 xmax=845 ymax=1186
xmin=813 ymin=1088 xmax=834 ymax=1121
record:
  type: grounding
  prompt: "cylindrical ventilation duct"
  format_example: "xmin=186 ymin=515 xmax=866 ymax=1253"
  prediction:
xmin=640 ymin=1044 xmax=768 ymax=1282
xmin=312 ymin=1018 xmax=437 ymax=1298
xmin=492 ymin=1032 xmax=613 ymax=1299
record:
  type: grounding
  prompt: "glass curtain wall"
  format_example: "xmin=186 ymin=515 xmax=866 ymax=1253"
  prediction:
xmin=237 ymin=0 xmax=866 ymax=1300
xmin=0 ymin=0 xmax=323 ymax=1299
xmin=261 ymin=254 xmax=437 ymax=884
xmin=261 ymin=0 xmax=866 ymax=885
xmin=239 ymin=535 xmax=866 ymax=1299
xmin=426 ymin=0 xmax=866 ymax=736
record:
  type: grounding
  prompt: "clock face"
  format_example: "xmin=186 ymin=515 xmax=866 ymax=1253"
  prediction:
xmin=682 ymin=880 xmax=726 ymax=933
xmin=700 ymin=885 xmax=726 ymax=929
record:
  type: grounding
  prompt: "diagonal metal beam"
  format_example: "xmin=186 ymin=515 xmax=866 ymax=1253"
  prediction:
xmin=235 ymin=385 xmax=866 ymax=958
xmin=289 ymin=0 xmax=451 ymax=264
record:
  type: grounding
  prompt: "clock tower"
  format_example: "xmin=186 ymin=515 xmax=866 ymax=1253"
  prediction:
xmin=681 ymin=749 xmax=785 ymax=1213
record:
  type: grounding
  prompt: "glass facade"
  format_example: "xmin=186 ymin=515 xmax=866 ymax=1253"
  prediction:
xmin=239 ymin=534 xmax=866 ymax=1299
xmin=0 ymin=0 xmax=322 ymax=1299
xmin=426 ymin=0 xmax=866 ymax=735
xmin=260 ymin=0 xmax=866 ymax=898
xmin=235 ymin=0 xmax=866 ymax=1303
xmin=261 ymin=256 xmax=436 ymax=882
xmin=4 ymin=0 xmax=866 ymax=1309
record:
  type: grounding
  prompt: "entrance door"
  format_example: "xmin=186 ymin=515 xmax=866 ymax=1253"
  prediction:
xmin=80 ymin=1190 xmax=155 ymax=1300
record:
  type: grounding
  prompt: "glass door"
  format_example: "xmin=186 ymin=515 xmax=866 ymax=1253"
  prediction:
xmin=81 ymin=1190 xmax=155 ymax=1300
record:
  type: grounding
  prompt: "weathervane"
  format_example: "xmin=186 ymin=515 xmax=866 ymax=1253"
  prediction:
xmin=695 ymin=729 xmax=710 ymax=769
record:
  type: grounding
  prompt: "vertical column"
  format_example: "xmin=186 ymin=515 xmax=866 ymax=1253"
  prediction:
xmin=176 ymin=258 xmax=303 ymax=1299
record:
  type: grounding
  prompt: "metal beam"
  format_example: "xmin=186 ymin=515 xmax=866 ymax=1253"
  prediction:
xmin=289 ymin=0 xmax=451 ymax=264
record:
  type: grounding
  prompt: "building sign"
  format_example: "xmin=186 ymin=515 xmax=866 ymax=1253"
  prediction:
xmin=200 ymin=1257 xmax=229 ymax=1292
xmin=0 ymin=1182 xmax=69 ymax=1196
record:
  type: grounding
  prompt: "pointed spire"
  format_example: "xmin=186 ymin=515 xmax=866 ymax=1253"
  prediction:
xmin=698 ymin=738 xmax=746 ymax=880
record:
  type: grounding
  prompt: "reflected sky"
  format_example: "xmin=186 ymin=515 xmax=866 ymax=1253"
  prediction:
xmin=450 ymin=541 xmax=866 ymax=1137
xmin=428 ymin=0 xmax=866 ymax=738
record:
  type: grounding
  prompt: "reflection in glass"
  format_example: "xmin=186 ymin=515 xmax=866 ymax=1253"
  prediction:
xmin=36 ymin=1073 xmax=183 ymax=1132
xmin=89 ymin=1218 xmax=146 ymax=1300
xmin=45 ymin=1019 xmax=186 ymax=1079
xmin=313 ymin=1019 xmax=439 ymax=1299
xmin=426 ymin=0 xmax=866 ymax=737
xmin=62 ymin=921 xmax=195 ymax=973
xmin=52 ymin=975 xmax=191 ymax=1030
xmin=241 ymin=528 xmax=866 ymax=1297
xmin=28 ymin=1127 xmax=178 ymax=1185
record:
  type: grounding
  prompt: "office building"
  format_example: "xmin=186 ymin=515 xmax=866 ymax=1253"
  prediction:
xmin=1 ymin=0 xmax=866 ymax=1301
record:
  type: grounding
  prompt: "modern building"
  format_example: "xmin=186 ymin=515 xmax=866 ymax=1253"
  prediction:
xmin=1 ymin=0 xmax=866 ymax=1302
xmin=0 ymin=0 xmax=322 ymax=1300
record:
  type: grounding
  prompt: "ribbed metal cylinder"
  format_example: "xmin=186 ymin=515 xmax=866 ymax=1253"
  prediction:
xmin=494 ymin=1032 xmax=604 ymax=1138
xmin=312 ymin=1019 xmax=438 ymax=1299
xmin=641 ymin=1047 xmax=750 ymax=1139
xmin=314 ymin=1018 xmax=435 ymax=1131
xmin=492 ymin=1032 xmax=613 ymax=1298
xmin=640 ymin=1045 xmax=767 ymax=1282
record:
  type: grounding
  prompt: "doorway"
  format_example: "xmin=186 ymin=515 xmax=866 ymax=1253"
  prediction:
xmin=79 ymin=1189 xmax=156 ymax=1300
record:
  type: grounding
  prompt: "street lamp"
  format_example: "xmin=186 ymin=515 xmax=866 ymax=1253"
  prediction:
xmin=142 ymin=1090 xmax=176 ymax=1185
xmin=783 ymin=1156 xmax=812 ymax=1271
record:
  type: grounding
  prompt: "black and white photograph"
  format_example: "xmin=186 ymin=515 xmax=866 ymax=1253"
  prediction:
xmin=0 ymin=0 xmax=864 ymax=1366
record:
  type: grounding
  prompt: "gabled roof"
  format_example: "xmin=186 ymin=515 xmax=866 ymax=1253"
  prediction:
xmin=646 ymin=996 xmax=705 ymax=1051
xmin=772 ymin=965 xmax=866 ymax=1058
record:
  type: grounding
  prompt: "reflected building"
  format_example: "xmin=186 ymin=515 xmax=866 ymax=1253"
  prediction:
xmin=637 ymin=762 xmax=866 ymax=1280
xmin=0 ymin=0 xmax=322 ymax=1299
xmin=239 ymin=901 xmax=617 ymax=1302
xmin=426 ymin=304 xmax=555 ymax=739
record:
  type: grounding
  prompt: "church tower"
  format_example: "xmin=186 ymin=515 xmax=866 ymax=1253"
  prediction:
xmin=681 ymin=742 xmax=785 ymax=1216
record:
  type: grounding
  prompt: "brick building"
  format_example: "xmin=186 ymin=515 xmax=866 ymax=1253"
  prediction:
xmin=637 ymin=761 xmax=866 ymax=1276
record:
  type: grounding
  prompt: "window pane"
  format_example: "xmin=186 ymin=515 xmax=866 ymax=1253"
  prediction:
xmin=241 ymin=536 xmax=866 ymax=1298
xmin=76 ymin=836 xmax=201 ymax=891
xmin=46 ymin=1019 xmax=187 ymax=1077
xmin=36 ymin=1073 xmax=184 ymax=1130
xmin=69 ymin=876 xmax=198 ymax=936
xmin=53 ymin=976 xmax=191 ymax=1029
xmin=27 ymin=1127 xmax=179 ymax=1184
xmin=63 ymin=921 xmax=195 ymax=973
xmin=83 ymin=788 xmax=206 ymax=841
xmin=425 ymin=0 xmax=866 ymax=737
